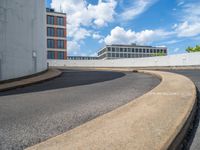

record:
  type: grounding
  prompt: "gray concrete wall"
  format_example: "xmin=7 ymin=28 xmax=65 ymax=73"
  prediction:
xmin=0 ymin=0 xmax=47 ymax=81
xmin=48 ymin=52 xmax=200 ymax=68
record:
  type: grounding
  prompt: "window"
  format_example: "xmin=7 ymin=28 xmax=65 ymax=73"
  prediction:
xmin=107 ymin=47 xmax=111 ymax=51
xmin=124 ymin=53 xmax=127 ymax=58
xmin=128 ymin=48 xmax=131 ymax=52
xmin=120 ymin=48 xmax=123 ymax=52
xmin=120 ymin=53 xmax=123 ymax=57
xmin=143 ymin=49 xmax=146 ymax=53
xmin=135 ymin=49 xmax=138 ymax=53
xmin=112 ymin=47 xmax=115 ymax=52
xmin=57 ymin=40 xmax=64 ymax=48
xmin=57 ymin=17 xmax=64 ymax=26
xmin=112 ymin=53 xmax=116 ymax=57
xmin=116 ymin=53 xmax=119 ymax=57
xmin=57 ymin=28 xmax=64 ymax=37
xmin=139 ymin=49 xmax=142 ymax=53
xmin=47 ymin=39 xmax=54 ymax=48
xmin=108 ymin=53 xmax=111 ymax=57
xmin=116 ymin=48 xmax=119 ymax=52
xmin=147 ymin=49 xmax=149 ymax=53
xmin=47 ymin=15 xmax=54 ymax=25
xmin=47 ymin=51 xmax=55 ymax=59
xmin=124 ymin=48 xmax=127 ymax=52
xmin=47 ymin=27 xmax=54 ymax=36
xmin=132 ymin=48 xmax=134 ymax=52
xmin=58 ymin=51 xmax=65 ymax=59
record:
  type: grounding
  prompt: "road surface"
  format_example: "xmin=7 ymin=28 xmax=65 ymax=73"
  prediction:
xmin=0 ymin=69 xmax=160 ymax=150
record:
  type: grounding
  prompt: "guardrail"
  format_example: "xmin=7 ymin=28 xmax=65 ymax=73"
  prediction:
xmin=48 ymin=52 xmax=200 ymax=68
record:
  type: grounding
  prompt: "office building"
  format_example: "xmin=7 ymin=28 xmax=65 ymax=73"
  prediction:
xmin=98 ymin=44 xmax=167 ymax=59
xmin=0 ymin=0 xmax=47 ymax=81
xmin=67 ymin=56 xmax=98 ymax=60
xmin=46 ymin=8 xmax=67 ymax=60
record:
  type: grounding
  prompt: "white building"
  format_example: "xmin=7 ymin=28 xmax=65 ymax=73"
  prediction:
xmin=98 ymin=44 xmax=167 ymax=59
xmin=0 ymin=0 xmax=47 ymax=81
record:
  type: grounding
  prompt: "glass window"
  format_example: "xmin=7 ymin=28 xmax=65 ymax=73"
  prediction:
xmin=124 ymin=53 xmax=127 ymax=58
xmin=143 ymin=49 xmax=146 ymax=53
xmin=47 ymin=15 xmax=54 ymax=25
xmin=57 ymin=40 xmax=64 ymax=48
xmin=135 ymin=49 xmax=138 ymax=53
xmin=58 ymin=51 xmax=65 ymax=59
xmin=57 ymin=17 xmax=64 ymax=26
xmin=107 ymin=47 xmax=111 ymax=51
xmin=120 ymin=48 xmax=123 ymax=52
xmin=139 ymin=49 xmax=142 ymax=53
xmin=112 ymin=53 xmax=116 ymax=57
xmin=47 ymin=27 xmax=54 ymax=36
xmin=132 ymin=48 xmax=134 ymax=52
xmin=108 ymin=53 xmax=111 ymax=57
xmin=147 ymin=49 xmax=149 ymax=53
xmin=120 ymin=53 xmax=123 ymax=57
xmin=57 ymin=28 xmax=64 ymax=37
xmin=116 ymin=53 xmax=119 ymax=57
xmin=47 ymin=51 xmax=55 ymax=59
xmin=124 ymin=48 xmax=127 ymax=52
xmin=128 ymin=48 xmax=131 ymax=52
xmin=112 ymin=47 xmax=115 ymax=52
xmin=47 ymin=39 xmax=54 ymax=48
xmin=116 ymin=48 xmax=119 ymax=52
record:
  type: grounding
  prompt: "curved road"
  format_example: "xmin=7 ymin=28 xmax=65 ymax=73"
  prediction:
xmin=165 ymin=69 xmax=200 ymax=150
xmin=0 ymin=69 xmax=160 ymax=150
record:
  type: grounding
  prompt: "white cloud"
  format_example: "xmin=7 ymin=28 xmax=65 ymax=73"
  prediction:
xmin=174 ymin=2 xmax=200 ymax=37
xmin=174 ymin=48 xmax=180 ymax=52
xmin=51 ymin=0 xmax=117 ymax=54
xmin=92 ymin=33 xmax=103 ymax=40
xmin=119 ymin=0 xmax=158 ymax=21
xmin=104 ymin=26 xmax=172 ymax=45
xmin=67 ymin=41 xmax=80 ymax=52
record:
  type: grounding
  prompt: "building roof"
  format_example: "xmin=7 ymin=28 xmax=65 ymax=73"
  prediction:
xmin=46 ymin=8 xmax=66 ymax=15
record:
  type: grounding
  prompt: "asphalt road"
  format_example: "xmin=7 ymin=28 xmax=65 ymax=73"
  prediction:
xmin=165 ymin=69 xmax=200 ymax=150
xmin=0 ymin=70 xmax=160 ymax=150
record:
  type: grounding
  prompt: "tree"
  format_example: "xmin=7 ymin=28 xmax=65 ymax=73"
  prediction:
xmin=186 ymin=45 xmax=200 ymax=53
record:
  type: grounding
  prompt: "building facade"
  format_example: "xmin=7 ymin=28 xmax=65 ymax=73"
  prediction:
xmin=67 ymin=56 xmax=98 ymax=60
xmin=98 ymin=44 xmax=167 ymax=59
xmin=0 ymin=0 xmax=47 ymax=81
xmin=46 ymin=8 xmax=67 ymax=60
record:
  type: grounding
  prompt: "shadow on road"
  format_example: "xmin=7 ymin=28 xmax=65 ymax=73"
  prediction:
xmin=0 ymin=70 xmax=125 ymax=96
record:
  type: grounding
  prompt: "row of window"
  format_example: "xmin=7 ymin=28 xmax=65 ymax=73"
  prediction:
xmin=47 ymin=27 xmax=65 ymax=37
xmin=47 ymin=39 xmax=65 ymax=49
xmin=47 ymin=51 xmax=66 ymax=59
xmin=47 ymin=15 xmax=65 ymax=26
xmin=67 ymin=56 xmax=98 ymax=60
xmin=107 ymin=53 xmax=157 ymax=58
xmin=107 ymin=47 xmax=167 ymax=54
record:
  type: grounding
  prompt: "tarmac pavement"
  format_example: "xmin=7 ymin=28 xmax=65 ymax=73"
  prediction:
xmin=0 ymin=70 xmax=159 ymax=150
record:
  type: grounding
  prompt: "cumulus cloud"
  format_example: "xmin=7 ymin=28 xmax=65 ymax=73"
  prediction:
xmin=174 ymin=2 xmax=200 ymax=37
xmin=104 ymin=26 xmax=172 ymax=45
xmin=51 ymin=0 xmax=117 ymax=53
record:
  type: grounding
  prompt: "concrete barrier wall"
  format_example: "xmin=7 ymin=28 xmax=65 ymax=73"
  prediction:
xmin=48 ymin=52 xmax=200 ymax=68
xmin=0 ymin=0 xmax=47 ymax=81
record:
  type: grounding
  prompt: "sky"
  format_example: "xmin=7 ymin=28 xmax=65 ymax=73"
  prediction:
xmin=46 ymin=0 xmax=200 ymax=56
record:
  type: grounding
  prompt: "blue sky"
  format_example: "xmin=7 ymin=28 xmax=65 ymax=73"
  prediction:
xmin=46 ymin=0 xmax=200 ymax=56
